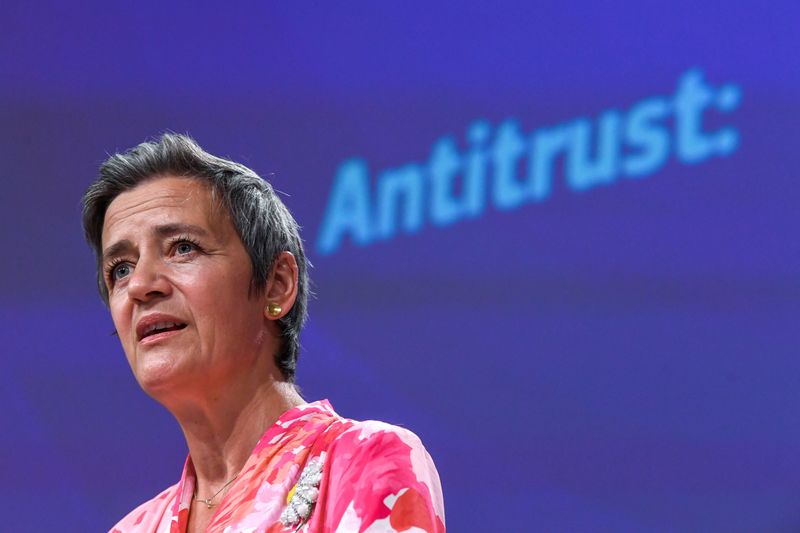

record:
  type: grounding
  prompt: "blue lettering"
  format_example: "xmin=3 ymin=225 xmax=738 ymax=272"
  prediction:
xmin=566 ymin=111 xmax=622 ymax=191
xmin=429 ymin=137 xmax=463 ymax=227
xmin=712 ymin=83 xmax=742 ymax=156
xmin=674 ymin=69 xmax=717 ymax=164
xmin=622 ymin=97 xmax=670 ymax=177
xmin=376 ymin=164 xmax=424 ymax=240
xmin=464 ymin=121 xmax=490 ymax=218
xmin=529 ymin=123 xmax=573 ymax=201
xmin=491 ymin=120 xmax=527 ymax=209
xmin=316 ymin=159 xmax=373 ymax=255
xmin=315 ymin=69 xmax=743 ymax=255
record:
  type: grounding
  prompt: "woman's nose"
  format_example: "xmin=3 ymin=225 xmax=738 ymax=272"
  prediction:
xmin=126 ymin=255 xmax=172 ymax=303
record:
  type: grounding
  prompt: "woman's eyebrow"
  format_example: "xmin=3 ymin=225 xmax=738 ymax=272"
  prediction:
xmin=102 ymin=240 xmax=133 ymax=264
xmin=102 ymin=224 xmax=210 ymax=263
xmin=154 ymin=223 xmax=210 ymax=239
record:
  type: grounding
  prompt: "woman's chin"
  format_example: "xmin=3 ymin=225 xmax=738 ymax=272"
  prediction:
xmin=133 ymin=354 xmax=189 ymax=396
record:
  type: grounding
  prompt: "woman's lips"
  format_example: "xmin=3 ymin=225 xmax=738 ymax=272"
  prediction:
xmin=139 ymin=325 xmax=187 ymax=345
xmin=136 ymin=314 xmax=188 ymax=341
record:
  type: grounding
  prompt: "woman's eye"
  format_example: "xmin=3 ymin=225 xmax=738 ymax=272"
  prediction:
xmin=176 ymin=242 xmax=196 ymax=255
xmin=112 ymin=263 xmax=132 ymax=281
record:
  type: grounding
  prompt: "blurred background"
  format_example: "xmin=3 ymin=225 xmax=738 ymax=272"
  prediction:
xmin=1 ymin=2 xmax=799 ymax=531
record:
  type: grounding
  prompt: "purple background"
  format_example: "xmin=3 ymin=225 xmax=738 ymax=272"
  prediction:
xmin=2 ymin=2 xmax=799 ymax=531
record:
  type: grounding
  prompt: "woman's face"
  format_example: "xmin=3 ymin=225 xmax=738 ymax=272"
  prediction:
xmin=101 ymin=176 xmax=271 ymax=398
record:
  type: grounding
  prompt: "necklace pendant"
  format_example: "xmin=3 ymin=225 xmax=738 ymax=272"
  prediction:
xmin=194 ymin=473 xmax=238 ymax=511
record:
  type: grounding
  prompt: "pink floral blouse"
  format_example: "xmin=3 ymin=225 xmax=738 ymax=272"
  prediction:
xmin=110 ymin=400 xmax=445 ymax=532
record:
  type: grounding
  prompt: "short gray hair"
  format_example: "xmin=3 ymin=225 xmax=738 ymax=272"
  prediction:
xmin=81 ymin=133 xmax=309 ymax=381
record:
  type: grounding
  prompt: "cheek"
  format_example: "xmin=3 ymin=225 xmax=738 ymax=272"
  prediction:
xmin=108 ymin=300 xmax=137 ymax=365
xmin=195 ymin=274 xmax=262 ymax=340
xmin=109 ymin=300 xmax=131 ymax=334
xmin=181 ymin=270 xmax=251 ymax=324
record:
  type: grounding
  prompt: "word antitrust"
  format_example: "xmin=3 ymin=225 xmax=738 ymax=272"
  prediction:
xmin=316 ymin=69 xmax=741 ymax=255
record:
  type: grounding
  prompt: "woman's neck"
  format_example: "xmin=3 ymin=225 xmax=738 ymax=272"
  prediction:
xmin=174 ymin=378 xmax=305 ymax=489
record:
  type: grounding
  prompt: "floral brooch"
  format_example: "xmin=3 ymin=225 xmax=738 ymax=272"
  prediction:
xmin=280 ymin=456 xmax=324 ymax=530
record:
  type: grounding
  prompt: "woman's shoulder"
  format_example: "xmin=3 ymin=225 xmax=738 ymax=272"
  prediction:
xmin=315 ymin=415 xmax=446 ymax=532
xmin=327 ymin=415 xmax=439 ymax=479
xmin=330 ymin=416 xmax=428 ymax=450
xmin=310 ymin=403 xmax=435 ymax=464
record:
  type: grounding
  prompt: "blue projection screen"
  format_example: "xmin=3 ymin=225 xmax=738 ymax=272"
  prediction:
xmin=1 ymin=2 xmax=799 ymax=531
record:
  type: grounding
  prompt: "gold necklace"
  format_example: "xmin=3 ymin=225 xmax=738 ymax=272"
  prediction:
xmin=194 ymin=474 xmax=239 ymax=510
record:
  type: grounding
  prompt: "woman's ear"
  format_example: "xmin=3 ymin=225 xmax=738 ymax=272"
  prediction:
xmin=264 ymin=251 xmax=299 ymax=320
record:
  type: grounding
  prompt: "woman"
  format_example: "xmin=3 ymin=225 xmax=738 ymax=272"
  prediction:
xmin=82 ymin=134 xmax=445 ymax=532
